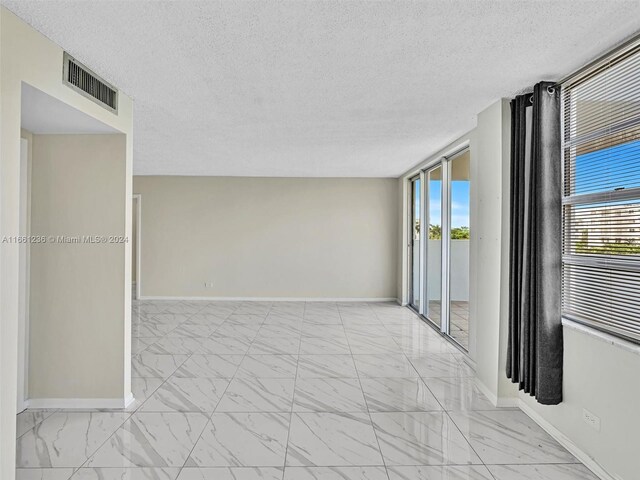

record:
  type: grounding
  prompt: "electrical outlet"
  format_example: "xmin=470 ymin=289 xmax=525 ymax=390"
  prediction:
xmin=583 ymin=408 xmax=600 ymax=432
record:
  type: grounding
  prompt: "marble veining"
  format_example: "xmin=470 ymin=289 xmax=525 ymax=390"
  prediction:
xmin=296 ymin=355 xmax=358 ymax=378
xmin=187 ymin=413 xmax=290 ymax=467
xmin=293 ymin=378 xmax=368 ymax=412
xmin=140 ymin=377 xmax=229 ymax=413
xmin=71 ymin=468 xmax=181 ymax=480
xmin=87 ymin=412 xmax=209 ymax=467
xmin=216 ymin=378 xmax=295 ymax=412
xmin=176 ymin=467 xmax=283 ymax=480
xmin=359 ymin=377 xmax=442 ymax=412
xmin=487 ymin=464 xmax=600 ymax=480
xmin=16 ymin=300 xmax=597 ymax=479
xmin=283 ymin=466 xmax=388 ymax=480
xmin=386 ymin=465 xmax=494 ymax=480
xmin=449 ymin=410 xmax=577 ymax=465
xmin=17 ymin=412 xmax=129 ymax=467
xmin=15 ymin=469 xmax=75 ymax=480
xmin=173 ymin=354 xmax=243 ymax=378
xmin=286 ymin=412 xmax=384 ymax=466
xmin=370 ymin=412 xmax=482 ymax=466
xmin=235 ymin=355 xmax=298 ymax=379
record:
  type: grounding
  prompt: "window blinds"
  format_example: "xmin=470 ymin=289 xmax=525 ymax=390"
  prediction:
xmin=562 ymin=43 xmax=640 ymax=343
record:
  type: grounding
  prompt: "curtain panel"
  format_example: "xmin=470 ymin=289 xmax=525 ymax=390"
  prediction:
xmin=507 ymin=81 xmax=563 ymax=405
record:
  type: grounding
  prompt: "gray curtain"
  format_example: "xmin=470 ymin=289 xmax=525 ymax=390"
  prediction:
xmin=506 ymin=81 xmax=563 ymax=405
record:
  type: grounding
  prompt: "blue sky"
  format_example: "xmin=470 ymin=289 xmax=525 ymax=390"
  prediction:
xmin=574 ymin=138 xmax=640 ymax=195
xmin=414 ymin=179 xmax=470 ymax=229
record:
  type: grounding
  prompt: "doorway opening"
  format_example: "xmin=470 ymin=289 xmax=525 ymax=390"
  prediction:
xmin=17 ymin=82 xmax=127 ymax=420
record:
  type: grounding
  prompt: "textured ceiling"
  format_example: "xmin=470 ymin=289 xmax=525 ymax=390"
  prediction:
xmin=4 ymin=1 xmax=640 ymax=177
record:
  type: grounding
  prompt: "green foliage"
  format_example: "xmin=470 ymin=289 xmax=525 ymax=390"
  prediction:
xmin=428 ymin=224 xmax=470 ymax=240
xmin=575 ymin=239 xmax=640 ymax=255
xmin=451 ymin=226 xmax=470 ymax=240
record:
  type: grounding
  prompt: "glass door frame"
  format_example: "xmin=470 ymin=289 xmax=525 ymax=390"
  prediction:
xmin=408 ymin=173 xmax=424 ymax=312
xmin=422 ymin=163 xmax=441 ymax=326
xmin=407 ymin=146 xmax=469 ymax=351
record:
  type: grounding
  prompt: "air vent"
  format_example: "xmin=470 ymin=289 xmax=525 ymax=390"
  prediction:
xmin=63 ymin=52 xmax=118 ymax=113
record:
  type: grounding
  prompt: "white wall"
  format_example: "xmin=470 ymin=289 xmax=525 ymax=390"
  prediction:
xmin=134 ymin=176 xmax=399 ymax=299
xmin=473 ymin=98 xmax=517 ymax=403
xmin=519 ymin=324 xmax=640 ymax=480
xmin=400 ymin=96 xmax=640 ymax=479
xmin=0 ymin=8 xmax=133 ymax=479
xmin=29 ymin=134 xmax=127 ymax=400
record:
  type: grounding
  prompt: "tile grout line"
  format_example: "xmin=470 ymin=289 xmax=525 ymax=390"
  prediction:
xmin=71 ymin=300 xmax=202 ymax=477
xmin=174 ymin=301 xmax=243 ymax=478
xmin=175 ymin=300 xmax=287 ymax=474
xmin=340 ymin=302 xmax=392 ymax=480
xmin=280 ymin=300 xmax=305 ymax=480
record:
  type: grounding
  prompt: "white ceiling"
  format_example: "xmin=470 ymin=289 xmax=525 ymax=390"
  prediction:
xmin=21 ymin=83 xmax=119 ymax=134
xmin=4 ymin=1 xmax=640 ymax=177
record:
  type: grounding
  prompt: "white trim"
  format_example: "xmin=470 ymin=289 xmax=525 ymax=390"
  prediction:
xmin=401 ymin=139 xmax=471 ymax=179
xmin=27 ymin=395 xmax=135 ymax=410
xmin=124 ymin=392 xmax=135 ymax=408
xmin=475 ymin=379 xmax=519 ymax=408
xmin=132 ymin=194 xmax=142 ymax=300
xmin=562 ymin=318 xmax=640 ymax=357
xmin=518 ymin=400 xmax=615 ymax=480
xmin=138 ymin=295 xmax=398 ymax=302
xmin=475 ymin=379 xmax=613 ymax=479
xmin=17 ymin=138 xmax=31 ymax=413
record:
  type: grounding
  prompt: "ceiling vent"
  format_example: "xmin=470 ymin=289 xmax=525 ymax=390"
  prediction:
xmin=63 ymin=52 xmax=118 ymax=114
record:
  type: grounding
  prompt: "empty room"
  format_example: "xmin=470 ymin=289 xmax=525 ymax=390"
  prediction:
xmin=1 ymin=1 xmax=640 ymax=480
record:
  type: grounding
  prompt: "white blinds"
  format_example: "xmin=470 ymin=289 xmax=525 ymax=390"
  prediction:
xmin=562 ymin=44 xmax=640 ymax=343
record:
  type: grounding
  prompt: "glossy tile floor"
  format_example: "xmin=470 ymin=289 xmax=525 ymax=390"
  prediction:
xmin=423 ymin=300 xmax=469 ymax=350
xmin=16 ymin=300 xmax=597 ymax=480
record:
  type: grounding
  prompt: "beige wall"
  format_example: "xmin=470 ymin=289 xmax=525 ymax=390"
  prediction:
xmin=29 ymin=134 xmax=127 ymax=399
xmin=134 ymin=176 xmax=398 ymax=299
xmin=1 ymin=8 xmax=133 ymax=479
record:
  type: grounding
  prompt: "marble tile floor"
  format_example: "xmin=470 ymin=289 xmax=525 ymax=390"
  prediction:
xmin=16 ymin=300 xmax=596 ymax=480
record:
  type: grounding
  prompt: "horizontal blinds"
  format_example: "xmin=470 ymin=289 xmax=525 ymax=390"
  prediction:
xmin=562 ymin=44 xmax=640 ymax=343
xmin=562 ymin=264 xmax=640 ymax=342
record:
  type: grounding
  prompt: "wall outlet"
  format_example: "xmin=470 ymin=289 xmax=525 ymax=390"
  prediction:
xmin=203 ymin=281 xmax=214 ymax=288
xmin=583 ymin=408 xmax=601 ymax=432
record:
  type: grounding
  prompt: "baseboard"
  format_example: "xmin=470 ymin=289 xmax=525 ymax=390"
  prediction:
xmin=518 ymin=400 xmax=615 ymax=480
xmin=475 ymin=378 xmax=519 ymax=408
xmin=124 ymin=392 xmax=135 ymax=408
xmin=27 ymin=396 xmax=135 ymax=410
xmin=472 ymin=383 xmax=613 ymax=479
xmin=138 ymin=295 xmax=398 ymax=302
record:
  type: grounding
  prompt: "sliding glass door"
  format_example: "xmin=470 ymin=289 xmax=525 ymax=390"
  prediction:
xmin=448 ymin=150 xmax=470 ymax=350
xmin=409 ymin=176 xmax=421 ymax=310
xmin=409 ymin=149 xmax=471 ymax=351
xmin=425 ymin=165 xmax=442 ymax=328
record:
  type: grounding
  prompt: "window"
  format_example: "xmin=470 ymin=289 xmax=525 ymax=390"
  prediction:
xmin=562 ymin=44 xmax=640 ymax=343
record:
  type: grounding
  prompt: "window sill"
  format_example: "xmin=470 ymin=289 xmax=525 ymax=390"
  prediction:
xmin=562 ymin=318 xmax=640 ymax=357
